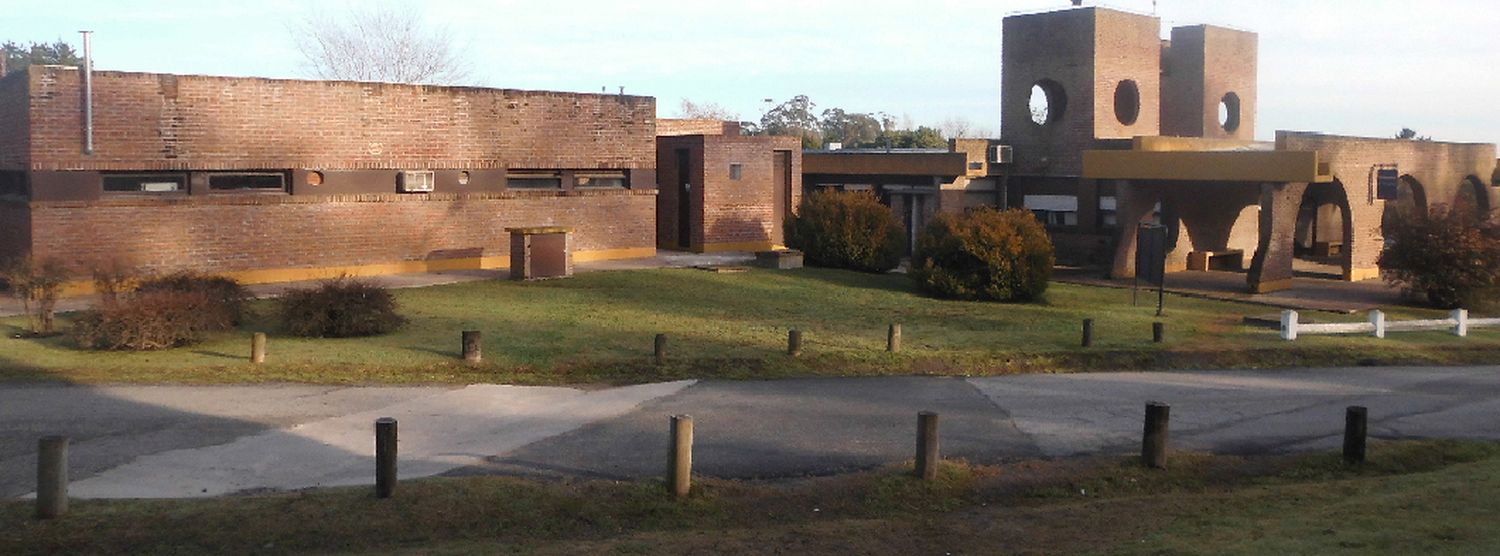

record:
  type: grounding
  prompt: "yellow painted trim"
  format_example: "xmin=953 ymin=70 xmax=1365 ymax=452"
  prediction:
xmin=1347 ymin=267 xmax=1381 ymax=282
xmin=1084 ymin=150 xmax=1334 ymax=183
xmin=701 ymin=241 xmax=779 ymax=253
xmin=574 ymin=247 xmax=657 ymax=262
xmin=1133 ymin=136 xmax=1262 ymax=152
xmin=1251 ymin=278 xmax=1295 ymax=294
xmin=56 ymin=247 xmax=656 ymax=298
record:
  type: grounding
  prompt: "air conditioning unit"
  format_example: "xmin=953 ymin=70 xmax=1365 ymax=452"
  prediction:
xmin=989 ymin=145 xmax=1014 ymax=164
xmin=398 ymin=170 xmax=435 ymax=193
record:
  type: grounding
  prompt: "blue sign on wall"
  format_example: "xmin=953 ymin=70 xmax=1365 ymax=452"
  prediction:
xmin=1376 ymin=168 xmax=1400 ymax=201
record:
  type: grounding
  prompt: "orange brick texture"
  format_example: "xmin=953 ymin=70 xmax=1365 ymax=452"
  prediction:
xmin=0 ymin=67 xmax=662 ymax=276
xmin=28 ymin=191 xmax=655 ymax=276
xmin=657 ymin=134 xmax=800 ymax=251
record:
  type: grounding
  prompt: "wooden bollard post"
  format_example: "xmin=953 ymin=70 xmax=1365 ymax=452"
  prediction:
xmin=915 ymin=411 xmax=940 ymax=480
xmin=668 ymin=415 xmax=694 ymax=498
xmin=788 ymin=329 xmax=803 ymax=357
xmin=250 ymin=332 xmax=267 ymax=364
xmin=1152 ymin=322 xmax=1165 ymax=343
xmin=1081 ymin=319 xmax=1094 ymax=348
xmin=375 ymin=417 xmax=397 ymax=499
xmin=461 ymin=330 xmax=482 ymax=363
xmin=1142 ymin=402 xmax=1170 ymax=469
xmin=1343 ymin=406 xmax=1368 ymax=465
xmin=654 ymin=334 xmax=667 ymax=366
xmin=887 ymin=323 xmax=901 ymax=353
xmin=35 ymin=436 xmax=68 ymax=519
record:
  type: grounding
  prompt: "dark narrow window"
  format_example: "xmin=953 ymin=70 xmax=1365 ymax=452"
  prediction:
xmin=507 ymin=170 xmax=563 ymax=189
xmin=103 ymin=173 xmax=187 ymax=193
xmin=206 ymin=172 xmax=288 ymax=192
xmin=729 ymin=164 xmax=743 ymax=181
xmin=575 ymin=171 xmax=626 ymax=188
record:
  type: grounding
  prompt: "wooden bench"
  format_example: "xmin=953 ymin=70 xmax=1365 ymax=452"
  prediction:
xmin=1187 ymin=249 xmax=1245 ymax=271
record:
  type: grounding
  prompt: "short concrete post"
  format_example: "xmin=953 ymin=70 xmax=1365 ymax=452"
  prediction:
xmin=1343 ymin=406 xmax=1368 ymax=465
xmin=887 ymin=323 xmax=901 ymax=353
xmin=1452 ymin=309 xmax=1468 ymax=337
xmin=375 ymin=417 xmax=397 ymax=499
xmin=788 ymin=329 xmax=803 ymax=357
xmin=250 ymin=332 xmax=267 ymax=364
xmin=654 ymin=334 xmax=667 ymax=366
xmin=1081 ymin=319 xmax=1094 ymax=348
xmin=1142 ymin=402 xmax=1170 ymax=469
xmin=461 ymin=330 xmax=482 ymax=363
xmin=668 ymin=415 xmax=693 ymax=498
xmin=1280 ymin=310 xmax=1299 ymax=341
xmin=1369 ymin=310 xmax=1385 ymax=339
xmin=1152 ymin=322 xmax=1165 ymax=343
xmin=35 ymin=436 xmax=68 ymax=519
xmin=915 ymin=411 xmax=940 ymax=481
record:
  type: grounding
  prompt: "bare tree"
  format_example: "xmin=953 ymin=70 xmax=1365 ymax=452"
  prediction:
xmin=676 ymin=98 xmax=740 ymax=120
xmin=292 ymin=4 xmax=471 ymax=84
xmin=939 ymin=117 xmax=973 ymax=139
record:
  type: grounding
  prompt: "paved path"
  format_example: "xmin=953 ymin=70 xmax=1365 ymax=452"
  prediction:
xmin=5 ymin=366 xmax=1499 ymax=499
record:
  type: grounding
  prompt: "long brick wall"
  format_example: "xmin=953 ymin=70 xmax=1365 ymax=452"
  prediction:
xmin=24 ymin=67 xmax=655 ymax=172
xmin=26 ymin=190 xmax=656 ymax=277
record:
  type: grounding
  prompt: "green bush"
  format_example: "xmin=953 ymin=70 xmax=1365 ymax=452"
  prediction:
xmin=910 ymin=208 xmax=1055 ymax=302
xmin=73 ymin=271 xmax=249 ymax=350
xmin=784 ymin=190 xmax=905 ymax=272
xmin=1380 ymin=205 xmax=1500 ymax=310
xmin=280 ymin=278 xmax=404 ymax=338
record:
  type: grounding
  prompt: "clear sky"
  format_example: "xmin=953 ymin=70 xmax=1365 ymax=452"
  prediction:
xmin=2 ymin=0 xmax=1495 ymax=144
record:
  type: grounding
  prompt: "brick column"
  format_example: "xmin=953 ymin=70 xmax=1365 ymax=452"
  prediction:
xmin=1247 ymin=182 xmax=1308 ymax=293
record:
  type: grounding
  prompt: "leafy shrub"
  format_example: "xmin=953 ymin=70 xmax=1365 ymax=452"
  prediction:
xmin=73 ymin=271 xmax=249 ymax=350
xmin=910 ymin=208 xmax=1055 ymax=302
xmin=279 ymin=278 xmax=404 ymax=338
xmin=784 ymin=190 xmax=905 ymax=272
xmin=1 ymin=256 xmax=69 ymax=335
xmin=1380 ymin=205 xmax=1500 ymax=310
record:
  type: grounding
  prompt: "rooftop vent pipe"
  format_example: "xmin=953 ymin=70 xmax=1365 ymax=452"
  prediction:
xmin=80 ymin=30 xmax=93 ymax=155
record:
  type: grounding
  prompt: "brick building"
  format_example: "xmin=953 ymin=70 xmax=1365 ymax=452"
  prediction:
xmin=656 ymin=120 xmax=801 ymax=252
xmin=0 ymin=66 xmax=662 ymax=284
xmin=999 ymin=6 xmax=1499 ymax=292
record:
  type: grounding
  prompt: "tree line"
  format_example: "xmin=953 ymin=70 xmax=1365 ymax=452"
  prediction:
xmin=680 ymin=96 xmax=980 ymax=150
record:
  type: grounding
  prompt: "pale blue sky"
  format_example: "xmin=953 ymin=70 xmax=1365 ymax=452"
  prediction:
xmin=2 ymin=0 xmax=1495 ymax=144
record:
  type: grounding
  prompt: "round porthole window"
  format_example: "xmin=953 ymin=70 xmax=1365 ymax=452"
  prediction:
xmin=458 ymin=171 xmax=471 ymax=185
xmin=1219 ymin=92 xmax=1242 ymax=133
xmin=1114 ymin=80 xmax=1140 ymax=126
xmin=1028 ymin=80 xmax=1068 ymax=127
xmin=307 ymin=171 xmax=324 ymax=186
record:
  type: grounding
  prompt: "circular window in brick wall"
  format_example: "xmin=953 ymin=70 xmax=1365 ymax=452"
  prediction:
xmin=307 ymin=171 xmax=324 ymax=186
xmin=1219 ymin=92 xmax=1242 ymax=133
xmin=458 ymin=171 xmax=471 ymax=185
xmin=1114 ymin=80 xmax=1140 ymax=126
xmin=1028 ymin=80 xmax=1068 ymax=127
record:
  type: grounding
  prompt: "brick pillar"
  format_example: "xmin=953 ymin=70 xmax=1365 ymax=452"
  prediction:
xmin=1076 ymin=178 xmax=1100 ymax=234
xmin=1110 ymin=181 xmax=1161 ymax=279
xmin=1247 ymin=182 xmax=1308 ymax=293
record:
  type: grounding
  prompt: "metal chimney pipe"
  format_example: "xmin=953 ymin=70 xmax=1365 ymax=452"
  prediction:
xmin=80 ymin=30 xmax=93 ymax=155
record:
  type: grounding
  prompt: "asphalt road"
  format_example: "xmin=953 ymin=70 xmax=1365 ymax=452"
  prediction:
xmin=4 ymin=366 xmax=1499 ymax=498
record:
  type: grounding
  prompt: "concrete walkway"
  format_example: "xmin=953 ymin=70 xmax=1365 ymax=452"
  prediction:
xmin=0 ymin=251 xmax=756 ymax=318
xmin=5 ymin=366 xmax=1500 ymax=499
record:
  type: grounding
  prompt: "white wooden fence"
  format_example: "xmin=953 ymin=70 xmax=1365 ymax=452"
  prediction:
xmin=1280 ymin=309 xmax=1500 ymax=340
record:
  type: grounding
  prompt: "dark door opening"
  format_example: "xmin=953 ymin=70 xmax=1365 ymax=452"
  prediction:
xmin=773 ymin=150 xmax=791 ymax=245
xmin=676 ymin=149 xmax=692 ymax=250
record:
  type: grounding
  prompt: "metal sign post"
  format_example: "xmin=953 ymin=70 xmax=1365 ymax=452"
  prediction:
xmin=1135 ymin=224 xmax=1168 ymax=316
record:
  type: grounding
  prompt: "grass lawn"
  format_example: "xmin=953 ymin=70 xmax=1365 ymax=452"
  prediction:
xmin=4 ymin=440 xmax=1497 ymax=555
xmin=2 ymin=267 xmax=1497 ymax=384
